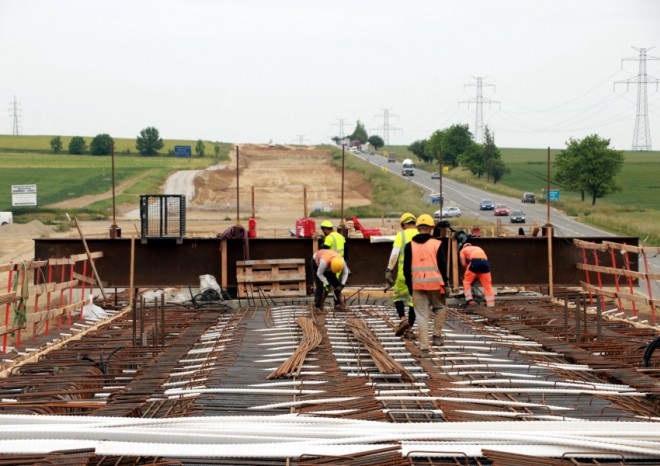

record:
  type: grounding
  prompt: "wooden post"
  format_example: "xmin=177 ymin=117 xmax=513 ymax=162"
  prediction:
xmin=221 ymin=239 xmax=228 ymax=291
xmin=130 ymin=235 xmax=136 ymax=346
xmin=73 ymin=217 xmax=107 ymax=300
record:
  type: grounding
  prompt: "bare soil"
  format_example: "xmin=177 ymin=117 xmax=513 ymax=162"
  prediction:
xmin=0 ymin=144 xmax=385 ymax=266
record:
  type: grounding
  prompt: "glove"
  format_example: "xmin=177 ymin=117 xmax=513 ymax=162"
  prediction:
xmin=385 ymin=269 xmax=395 ymax=288
xmin=323 ymin=283 xmax=331 ymax=292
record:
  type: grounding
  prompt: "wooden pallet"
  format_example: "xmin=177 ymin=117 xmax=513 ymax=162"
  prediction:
xmin=236 ymin=259 xmax=306 ymax=298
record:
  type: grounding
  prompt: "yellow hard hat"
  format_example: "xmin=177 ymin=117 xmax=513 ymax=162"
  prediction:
xmin=399 ymin=212 xmax=416 ymax=225
xmin=320 ymin=220 xmax=334 ymax=229
xmin=416 ymin=214 xmax=435 ymax=228
xmin=330 ymin=256 xmax=344 ymax=274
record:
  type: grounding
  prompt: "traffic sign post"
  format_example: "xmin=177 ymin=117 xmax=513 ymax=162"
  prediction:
xmin=174 ymin=145 xmax=192 ymax=157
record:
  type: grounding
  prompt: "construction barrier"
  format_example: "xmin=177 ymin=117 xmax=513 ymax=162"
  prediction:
xmin=0 ymin=251 xmax=103 ymax=354
xmin=574 ymin=239 xmax=659 ymax=325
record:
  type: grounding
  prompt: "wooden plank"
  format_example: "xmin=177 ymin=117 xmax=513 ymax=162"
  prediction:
xmin=0 ymin=291 xmax=16 ymax=306
xmin=576 ymin=263 xmax=646 ymax=280
xmin=47 ymin=251 xmax=104 ymax=266
xmin=237 ymin=258 xmax=304 ymax=266
xmin=236 ymin=271 xmax=305 ymax=283
xmin=573 ymin=239 xmax=608 ymax=250
xmin=0 ymin=260 xmax=48 ymax=273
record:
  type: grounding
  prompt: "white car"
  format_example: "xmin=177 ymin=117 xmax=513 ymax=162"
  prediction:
xmin=434 ymin=206 xmax=461 ymax=219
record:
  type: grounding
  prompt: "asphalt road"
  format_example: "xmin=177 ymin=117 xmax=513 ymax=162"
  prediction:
xmin=352 ymin=149 xmax=660 ymax=306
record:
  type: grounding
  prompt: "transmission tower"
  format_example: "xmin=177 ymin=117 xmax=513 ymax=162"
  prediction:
xmin=332 ymin=118 xmax=352 ymax=140
xmin=372 ymin=108 xmax=402 ymax=144
xmin=459 ymin=77 xmax=499 ymax=143
xmin=614 ymin=47 xmax=659 ymax=151
xmin=292 ymin=134 xmax=309 ymax=145
xmin=8 ymin=96 xmax=21 ymax=136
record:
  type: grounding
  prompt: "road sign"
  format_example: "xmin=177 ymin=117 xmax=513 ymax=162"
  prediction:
xmin=548 ymin=189 xmax=560 ymax=201
xmin=174 ymin=145 xmax=192 ymax=157
xmin=11 ymin=184 xmax=37 ymax=207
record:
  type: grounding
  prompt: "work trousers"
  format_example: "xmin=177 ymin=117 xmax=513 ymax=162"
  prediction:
xmin=311 ymin=259 xmax=341 ymax=308
xmin=411 ymin=289 xmax=446 ymax=351
xmin=392 ymin=270 xmax=415 ymax=325
xmin=463 ymin=259 xmax=495 ymax=307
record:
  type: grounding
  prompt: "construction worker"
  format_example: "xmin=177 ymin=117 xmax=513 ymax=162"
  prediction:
xmin=403 ymin=214 xmax=449 ymax=358
xmin=320 ymin=220 xmax=345 ymax=257
xmin=385 ymin=212 xmax=418 ymax=337
xmin=459 ymin=243 xmax=495 ymax=307
xmin=312 ymin=249 xmax=350 ymax=312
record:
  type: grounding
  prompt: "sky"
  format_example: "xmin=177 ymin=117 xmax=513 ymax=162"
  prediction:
xmin=1 ymin=0 xmax=660 ymax=150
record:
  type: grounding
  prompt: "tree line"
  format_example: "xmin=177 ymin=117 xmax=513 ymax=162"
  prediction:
xmin=49 ymin=127 xmax=219 ymax=157
xmin=337 ymin=119 xmax=624 ymax=205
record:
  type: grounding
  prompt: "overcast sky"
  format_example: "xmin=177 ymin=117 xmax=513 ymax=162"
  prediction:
xmin=2 ymin=0 xmax=659 ymax=150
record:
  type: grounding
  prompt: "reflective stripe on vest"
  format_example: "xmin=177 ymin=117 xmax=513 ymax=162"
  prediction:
xmin=326 ymin=232 xmax=345 ymax=256
xmin=411 ymin=239 xmax=444 ymax=290
xmin=316 ymin=248 xmax=340 ymax=267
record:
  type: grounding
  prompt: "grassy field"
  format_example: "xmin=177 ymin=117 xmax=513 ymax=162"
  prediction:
xmin=0 ymin=135 xmax=227 ymax=155
xmin=0 ymin=136 xmax=231 ymax=221
xmin=386 ymin=145 xmax=660 ymax=245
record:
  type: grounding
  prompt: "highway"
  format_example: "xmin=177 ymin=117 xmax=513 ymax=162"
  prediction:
xmin=351 ymin=149 xmax=660 ymax=308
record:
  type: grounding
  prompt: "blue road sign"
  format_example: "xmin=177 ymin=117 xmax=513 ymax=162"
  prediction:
xmin=548 ymin=189 xmax=560 ymax=200
xmin=174 ymin=145 xmax=192 ymax=157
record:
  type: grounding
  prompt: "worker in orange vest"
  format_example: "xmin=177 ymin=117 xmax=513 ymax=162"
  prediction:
xmin=459 ymin=243 xmax=495 ymax=307
xmin=312 ymin=249 xmax=350 ymax=313
xmin=403 ymin=214 xmax=449 ymax=358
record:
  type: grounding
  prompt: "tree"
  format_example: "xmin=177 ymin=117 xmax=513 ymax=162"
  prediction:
xmin=331 ymin=136 xmax=342 ymax=145
xmin=457 ymin=142 xmax=485 ymax=177
xmin=136 ymin=127 xmax=164 ymax=156
xmin=50 ymin=136 xmax=62 ymax=154
xmin=349 ymin=120 xmax=368 ymax=144
xmin=195 ymin=139 xmax=205 ymax=157
xmin=556 ymin=134 xmax=624 ymax=205
xmin=68 ymin=136 xmax=86 ymax=155
xmin=214 ymin=143 xmax=221 ymax=157
xmin=482 ymin=127 xmax=508 ymax=182
xmin=90 ymin=133 xmax=114 ymax=155
xmin=407 ymin=139 xmax=428 ymax=162
xmin=368 ymin=135 xmax=384 ymax=150
xmin=425 ymin=124 xmax=473 ymax=167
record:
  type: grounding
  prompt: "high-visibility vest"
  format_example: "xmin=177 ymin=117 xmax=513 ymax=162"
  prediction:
xmin=324 ymin=231 xmax=346 ymax=256
xmin=397 ymin=228 xmax=418 ymax=271
xmin=315 ymin=249 xmax=341 ymax=267
xmin=460 ymin=245 xmax=487 ymax=265
xmin=411 ymin=239 xmax=444 ymax=290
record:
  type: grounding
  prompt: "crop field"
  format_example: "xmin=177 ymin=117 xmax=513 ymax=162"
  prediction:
xmin=0 ymin=137 xmax=231 ymax=216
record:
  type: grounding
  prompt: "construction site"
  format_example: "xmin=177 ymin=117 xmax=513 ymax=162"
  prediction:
xmin=0 ymin=144 xmax=659 ymax=465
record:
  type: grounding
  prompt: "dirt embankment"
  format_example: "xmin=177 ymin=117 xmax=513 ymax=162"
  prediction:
xmin=0 ymin=145 xmax=382 ymax=265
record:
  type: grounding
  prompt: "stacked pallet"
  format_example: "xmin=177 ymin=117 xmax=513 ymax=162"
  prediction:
xmin=236 ymin=259 xmax=306 ymax=298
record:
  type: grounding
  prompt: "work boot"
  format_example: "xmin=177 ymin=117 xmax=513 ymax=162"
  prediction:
xmin=395 ymin=317 xmax=411 ymax=336
xmin=334 ymin=304 xmax=350 ymax=312
xmin=404 ymin=329 xmax=416 ymax=340
xmin=466 ymin=300 xmax=478 ymax=306
xmin=432 ymin=335 xmax=444 ymax=346
xmin=313 ymin=306 xmax=324 ymax=315
xmin=419 ymin=348 xmax=431 ymax=358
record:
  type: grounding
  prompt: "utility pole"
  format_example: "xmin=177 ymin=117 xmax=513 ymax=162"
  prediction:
xmin=332 ymin=118 xmax=352 ymax=140
xmin=614 ymin=47 xmax=659 ymax=151
xmin=372 ymin=108 xmax=402 ymax=145
xmin=460 ymin=76 xmax=499 ymax=144
xmin=8 ymin=96 xmax=21 ymax=136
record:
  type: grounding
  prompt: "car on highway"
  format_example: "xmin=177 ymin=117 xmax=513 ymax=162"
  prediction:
xmin=479 ymin=199 xmax=495 ymax=210
xmin=510 ymin=210 xmax=525 ymax=223
xmin=431 ymin=172 xmax=440 ymax=179
xmin=522 ymin=192 xmax=536 ymax=203
xmin=494 ymin=204 xmax=510 ymax=216
xmin=434 ymin=206 xmax=462 ymax=219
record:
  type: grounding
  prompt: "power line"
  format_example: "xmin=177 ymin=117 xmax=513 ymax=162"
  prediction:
xmin=460 ymin=76 xmax=500 ymax=143
xmin=292 ymin=134 xmax=309 ymax=145
xmin=372 ymin=108 xmax=402 ymax=145
xmin=8 ymin=96 xmax=21 ymax=136
xmin=614 ymin=46 xmax=660 ymax=151
xmin=332 ymin=118 xmax=353 ymax=139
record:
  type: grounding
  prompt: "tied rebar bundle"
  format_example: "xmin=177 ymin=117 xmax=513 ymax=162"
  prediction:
xmin=267 ymin=317 xmax=322 ymax=379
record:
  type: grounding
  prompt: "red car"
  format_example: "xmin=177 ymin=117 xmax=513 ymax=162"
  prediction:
xmin=494 ymin=204 xmax=510 ymax=216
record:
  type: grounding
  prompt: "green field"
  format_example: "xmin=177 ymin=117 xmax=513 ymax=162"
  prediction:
xmin=386 ymin=145 xmax=660 ymax=245
xmin=0 ymin=136 xmax=231 ymax=221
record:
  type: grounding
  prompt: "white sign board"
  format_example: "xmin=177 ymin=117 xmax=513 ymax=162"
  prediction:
xmin=11 ymin=184 xmax=37 ymax=207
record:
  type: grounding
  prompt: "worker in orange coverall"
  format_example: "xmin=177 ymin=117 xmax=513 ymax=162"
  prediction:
xmin=459 ymin=243 xmax=495 ymax=307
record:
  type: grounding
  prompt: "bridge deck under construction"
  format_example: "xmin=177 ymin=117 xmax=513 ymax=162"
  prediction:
xmin=0 ymin=293 xmax=658 ymax=465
